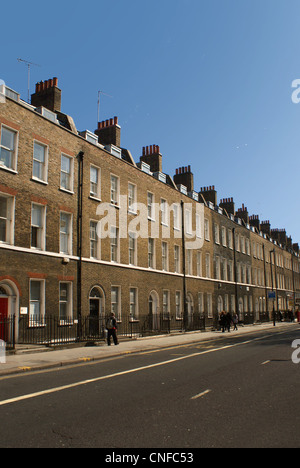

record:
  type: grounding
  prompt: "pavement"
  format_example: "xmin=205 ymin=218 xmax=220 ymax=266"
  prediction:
xmin=0 ymin=321 xmax=298 ymax=377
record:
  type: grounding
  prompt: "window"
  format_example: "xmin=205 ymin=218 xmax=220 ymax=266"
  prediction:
xmin=228 ymin=229 xmax=233 ymax=249
xmin=198 ymin=292 xmax=204 ymax=315
xmin=0 ymin=126 xmax=18 ymax=171
xmin=162 ymin=242 xmax=168 ymax=271
xmin=128 ymin=184 xmax=137 ymax=213
xmin=0 ymin=194 xmax=14 ymax=244
xmin=147 ymin=192 xmax=155 ymax=220
xmin=204 ymin=219 xmax=210 ymax=241
xmin=110 ymin=227 xmax=119 ymax=263
xmin=90 ymin=221 xmax=100 ymax=259
xmin=59 ymin=282 xmax=73 ymax=322
xmin=221 ymin=227 xmax=226 ymax=247
xmin=205 ymin=253 xmax=211 ymax=278
xmin=207 ymin=294 xmax=213 ymax=318
xmin=173 ymin=203 xmax=180 ymax=231
xmin=148 ymin=238 xmax=155 ymax=268
xmin=187 ymin=249 xmax=193 ymax=275
xmin=174 ymin=245 xmax=180 ymax=273
xmin=214 ymin=224 xmax=220 ymax=244
xmin=222 ymin=258 xmax=227 ymax=281
xmin=175 ymin=291 xmax=181 ymax=319
xmin=31 ymin=203 xmax=46 ymax=250
xmin=60 ymin=154 xmax=74 ymax=192
xmin=110 ymin=175 xmax=119 ymax=206
xmin=197 ymin=251 xmax=202 ymax=277
xmin=163 ymin=290 xmax=170 ymax=317
xmin=185 ymin=209 xmax=192 ymax=235
xmin=196 ymin=213 xmax=202 ymax=238
xmin=215 ymin=256 xmax=221 ymax=280
xmin=90 ymin=166 xmax=100 ymax=199
xmin=111 ymin=286 xmax=121 ymax=321
xmin=33 ymin=141 xmax=48 ymax=182
xmin=161 ymin=199 xmax=168 ymax=225
xmin=60 ymin=212 xmax=72 ymax=255
xmin=130 ymin=288 xmax=138 ymax=319
xmin=129 ymin=232 xmax=137 ymax=266
xmin=29 ymin=280 xmax=45 ymax=324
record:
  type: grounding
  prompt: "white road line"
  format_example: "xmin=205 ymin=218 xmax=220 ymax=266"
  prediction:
xmin=0 ymin=336 xmax=270 ymax=407
xmin=191 ymin=389 xmax=211 ymax=400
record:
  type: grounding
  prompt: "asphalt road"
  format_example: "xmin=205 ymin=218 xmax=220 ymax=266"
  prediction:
xmin=0 ymin=326 xmax=299 ymax=449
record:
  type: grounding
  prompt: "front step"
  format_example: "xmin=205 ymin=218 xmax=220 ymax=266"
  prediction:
xmin=13 ymin=344 xmax=53 ymax=355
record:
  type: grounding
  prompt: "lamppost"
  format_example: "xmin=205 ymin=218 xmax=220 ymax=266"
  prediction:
xmin=181 ymin=201 xmax=188 ymax=332
xmin=270 ymin=249 xmax=278 ymax=326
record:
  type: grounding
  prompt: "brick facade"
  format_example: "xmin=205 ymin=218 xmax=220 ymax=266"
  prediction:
xmin=0 ymin=78 xmax=299 ymax=343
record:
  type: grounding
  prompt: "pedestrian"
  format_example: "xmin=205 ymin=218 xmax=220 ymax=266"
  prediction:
xmin=106 ymin=312 xmax=119 ymax=346
xmin=233 ymin=313 xmax=238 ymax=331
xmin=226 ymin=311 xmax=232 ymax=332
xmin=220 ymin=311 xmax=227 ymax=333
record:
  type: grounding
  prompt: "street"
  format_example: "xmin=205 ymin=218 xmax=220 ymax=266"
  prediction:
xmin=0 ymin=325 xmax=299 ymax=449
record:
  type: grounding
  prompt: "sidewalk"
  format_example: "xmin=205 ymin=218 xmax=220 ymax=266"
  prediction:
xmin=0 ymin=322 xmax=298 ymax=377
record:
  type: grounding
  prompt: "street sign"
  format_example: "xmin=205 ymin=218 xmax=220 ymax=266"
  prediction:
xmin=268 ymin=291 xmax=276 ymax=299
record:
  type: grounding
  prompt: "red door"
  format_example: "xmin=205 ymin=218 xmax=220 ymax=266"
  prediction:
xmin=0 ymin=298 xmax=8 ymax=341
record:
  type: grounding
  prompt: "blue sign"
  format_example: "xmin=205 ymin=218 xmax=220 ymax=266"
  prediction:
xmin=268 ymin=291 xmax=276 ymax=299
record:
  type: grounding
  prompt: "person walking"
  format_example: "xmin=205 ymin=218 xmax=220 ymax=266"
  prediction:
xmin=226 ymin=312 xmax=232 ymax=332
xmin=233 ymin=313 xmax=239 ymax=331
xmin=220 ymin=311 xmax=227 ymax=333
xmin=106 ymin=312 xmax=119 ymax=346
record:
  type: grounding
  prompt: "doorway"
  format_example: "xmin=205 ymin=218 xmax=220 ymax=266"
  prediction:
xmin=0 ymin=297 xmax=8 ymax=341
xmin=149 ymin=291 xmax=159 ymax=330
xmin=89 ymin=287 xmax=104 ymax=336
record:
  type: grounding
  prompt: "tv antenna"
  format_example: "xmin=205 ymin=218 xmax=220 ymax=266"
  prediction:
xmin=97 ymin=90 xmax=113 ymax=123
xmin=17 ymin=58 xmax=41 ymax=103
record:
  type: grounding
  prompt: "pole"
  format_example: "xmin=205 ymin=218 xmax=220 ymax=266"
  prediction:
xmin=270 ymin=250 xmax=276 ymax=326
xmin=181 ymin=201 xmax=188 ymax=332
xmin=77 ymin=151 xmax=84 ymax=340
xmin=262 ymin=244 xmax=269 ymax=322
xmin=232 ymin=228 xmax=239 ymax=319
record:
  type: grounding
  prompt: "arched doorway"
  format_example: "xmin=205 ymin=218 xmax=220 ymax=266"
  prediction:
xmin=149 ymin=291 xmax=159 ymax=330
xmin=0 ymin=279 xmax=19 ymax=343
xmin=89 ymin=286 xmax=105 ymax=337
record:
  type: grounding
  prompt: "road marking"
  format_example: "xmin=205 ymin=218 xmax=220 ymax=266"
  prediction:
xmin=0 ymin=335 xmax=278 ymax=407
xmin=191 ymin=389 xmax=211 ymax=400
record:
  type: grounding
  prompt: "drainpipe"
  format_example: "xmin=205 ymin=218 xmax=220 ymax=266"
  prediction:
xmin=77 ymin=151 xmax=84 ymax=340
xmin=181 ymin=201 xmax=188 ymax=332
xmin=232 ymin=228 xmax=239 ymax=319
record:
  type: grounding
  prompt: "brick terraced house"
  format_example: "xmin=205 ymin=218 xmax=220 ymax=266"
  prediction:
xmin=0 ymin=78 xmax=299 ymax=346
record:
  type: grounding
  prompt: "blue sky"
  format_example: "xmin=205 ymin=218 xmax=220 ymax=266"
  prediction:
xmin=1 ymin=0 xmax=300 ymax=244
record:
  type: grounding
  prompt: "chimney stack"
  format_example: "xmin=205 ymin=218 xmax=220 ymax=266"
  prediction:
xmin=199 ymin=186 xmax=217 ymax=206
xmin=271 ymin=228 xmax=287 ymax=247
xmin=95 ymin=116 xmax=121 ymax=147
xmin=260 ymin=220 xmax=271 ymax=237
xmin=173 ymin=166 xmax=194 ymax=192
xmin=31 ymin=77 xmax=61 ymax=113
xmin=219 ymin=197 xmax=235 ymax=216
xmin=140 ymin=145 xmax=162 ymax=173
xmin=249 ymin=215 xmax=260 ymax=231
xmin=236 ymin=204 xmax=249 ymax=224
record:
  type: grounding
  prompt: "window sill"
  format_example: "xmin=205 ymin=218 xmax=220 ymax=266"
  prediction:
xmin=59 ymin=187 xmax=74 ymax=195
xmin=31 ymin=177 xmax=48 ymax=186
xmin=0 ymin=165 xmax=17 ymax=175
